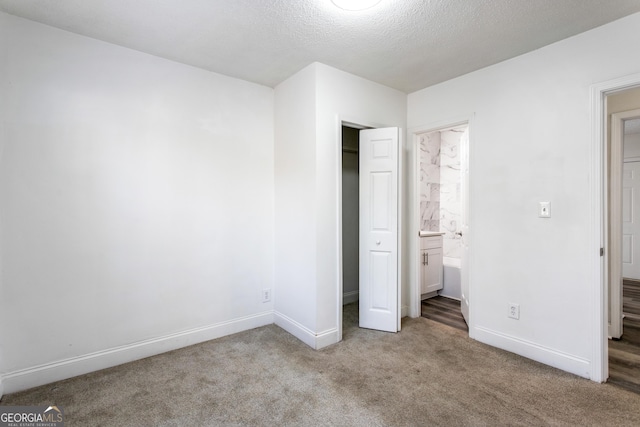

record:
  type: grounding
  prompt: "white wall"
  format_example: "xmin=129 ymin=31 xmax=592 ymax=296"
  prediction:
xmin=625 ymin=133 xmax=640 ymax=158
xmin=0 ymin=12 xmax=275 ymax=393
xmin=608 ymin=87 xmax=640 ymax=159
xmin=609 ymin=87 xmax=640 ymax=159
xmin=274 ymin=63 xmax=406 ymax=347
xmin=273 ymin=64 xmax=318 ymax=344
xmin=608 ymin=86 xmax=640 ymax=117
xmin=408 ymin=12 xmax=640 ymax=379
xmin=315 ymin=64 xmax=407 ymax=337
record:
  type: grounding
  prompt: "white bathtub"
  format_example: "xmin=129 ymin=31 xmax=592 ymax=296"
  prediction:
xmin=440 ymin=257 xmax=461 ymax=300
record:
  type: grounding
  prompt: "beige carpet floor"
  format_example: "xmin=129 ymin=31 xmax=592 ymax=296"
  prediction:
xmin=2 ymin=303 xmax=640 ymax=426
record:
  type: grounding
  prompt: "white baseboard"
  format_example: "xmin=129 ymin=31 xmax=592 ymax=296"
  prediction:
xmin=401 ymin=305 xmax=408 ymax=318
xmin=1 ymin=311 xmax=274 ymax=395
xmin=274 ymin=311 xmax=317 ymax=348
xmin=316 ymin=328 xmax=339 ymax=349
xmin=274 ymin=311 xmax=338 ymax=349
xmin=474 ymin=325 xmax=591 ymax=379
xmin=343 ymin=291 xmax=359 ymax=305
xmin=0 ymin=377 xmax=3 ymax=400
xmin=421 ymin=291 xmax=438 ymax=300
xmin=437 ymin=293 xmax=461 ymax=301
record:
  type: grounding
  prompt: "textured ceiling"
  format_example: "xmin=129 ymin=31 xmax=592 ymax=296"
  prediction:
xmin=2 ymin=0 xmax=640 ymax=93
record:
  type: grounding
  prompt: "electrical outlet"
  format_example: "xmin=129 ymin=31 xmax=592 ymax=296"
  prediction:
xmin=262 ymin=288 xmax=271 ymax=303
xmin=508 ymin=303 xmax=520 ymax=320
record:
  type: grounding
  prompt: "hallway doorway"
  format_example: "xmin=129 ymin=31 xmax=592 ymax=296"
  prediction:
xmin=606 ymin=86 xmax=640 ymax=391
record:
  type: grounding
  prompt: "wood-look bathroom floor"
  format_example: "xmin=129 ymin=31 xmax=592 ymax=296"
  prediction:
xmin=421 ymin=296 xmax=468 ymax=332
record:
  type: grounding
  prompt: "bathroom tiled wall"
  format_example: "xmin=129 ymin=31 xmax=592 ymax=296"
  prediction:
xmin=440 ymin=128 xmax=463 ymax=259
xmin=419 ymin=132 xmax=440 ymax=231
xmin=419 ymin=127 xmax=464 ymax=259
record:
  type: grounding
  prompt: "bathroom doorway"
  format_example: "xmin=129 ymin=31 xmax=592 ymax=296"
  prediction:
xmin=412 ymin=121 xmax=471 ymax=333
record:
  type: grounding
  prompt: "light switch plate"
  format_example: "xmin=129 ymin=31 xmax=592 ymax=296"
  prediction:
xmin=539 ymin=201 xmax=551 ymax=218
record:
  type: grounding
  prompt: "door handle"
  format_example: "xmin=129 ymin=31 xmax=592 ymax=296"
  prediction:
xmin=376 ymin=240 xmax=381 ymax=246
xmin=455 ymin=231 xmax=463 ymax=237
xmin=426 ymin=252 xmax=429 ymax=265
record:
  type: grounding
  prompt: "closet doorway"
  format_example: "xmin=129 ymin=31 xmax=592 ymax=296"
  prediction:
xmin=341 ymin=125 xmax=361 ymax=311
xmin=339 ymin=123 xmax=402 ymax=339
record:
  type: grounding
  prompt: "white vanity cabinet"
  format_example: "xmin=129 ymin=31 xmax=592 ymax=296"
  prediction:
xmin=420 ymin=233 xmax=443 ymax=295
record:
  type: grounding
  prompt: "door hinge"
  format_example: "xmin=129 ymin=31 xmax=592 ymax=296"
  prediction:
xmin=600 ymin=247 xmax=604 ymax=257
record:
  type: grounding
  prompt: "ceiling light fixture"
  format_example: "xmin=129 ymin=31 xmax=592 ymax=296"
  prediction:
xmin=331 ymin=0 xmax=382 ymax=11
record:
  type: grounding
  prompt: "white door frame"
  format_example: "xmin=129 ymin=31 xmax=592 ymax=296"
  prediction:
xmin=609 ymin=108 xmax=640 ymax=339
xmin=590 ymin=72 xmax=640 ymax=383
xmin=335 ymin=116 xmax=396 ymax=342
xmin=408 ymin=114 xmax=474 ymax=337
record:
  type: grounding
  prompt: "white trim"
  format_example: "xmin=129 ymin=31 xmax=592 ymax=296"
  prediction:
xmin=474 ymin=326 xmax=591 ymax=379
xmin=438 ymin=295 xmax=461 ymax=302
xmin=591 ymin=79 xmax=607 ymax=383
xmin=336 ymin=116 xmax=345 ymax=343
xmin=275 ymin=311 xmax=317 ymax=348
xmin=421 ymin=291 xmax=439 ymax=300
xmin=339 ymin=116 xmax=386 ymax=131
xmin=609 ymin=111 xmax=624 ymax=339
xmin=397 ymin=127 xmax=404 ymax=331
xmin=624 ymin=156 xmax=640 ymax=163
xmin=589 ymin=72 xmax=640 ymax=383
xmin=408 ymin=114 xmax=474 ymax=332
xmin=411 ymin=126 xmax=423 ymax=319
xmin=343 ymin=290 xmax=360 ymax=305
xmin=408 ymin=116 xmax=471 ymax=135
xmin=1 ymin=311 xmax=274 ymax=394
xmin=0 ymin=377 xmax=3 ymax=400
xmin=316 ymin=328 xmax=340 ymax=349
xmin=274 ymin=311 xmax=338 ymax=349
xmin=462 ymin=123 xmax=474 ymax=337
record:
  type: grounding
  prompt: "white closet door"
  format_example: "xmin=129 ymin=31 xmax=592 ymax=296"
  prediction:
xmin=359 ymin=127 xmax=400 ymax=332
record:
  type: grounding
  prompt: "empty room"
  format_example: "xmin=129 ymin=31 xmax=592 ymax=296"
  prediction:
xmin=2 ymin=0 xmax=640 ymax=425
